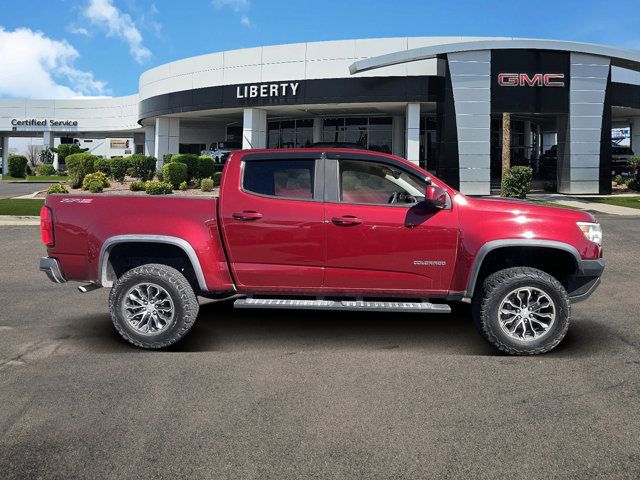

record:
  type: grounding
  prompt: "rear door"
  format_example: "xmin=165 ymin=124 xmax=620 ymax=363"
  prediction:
xmin=218 ymin=152 xmax=325 ymax=292
xmin=323 ymin=153 xmax=458 ymax=296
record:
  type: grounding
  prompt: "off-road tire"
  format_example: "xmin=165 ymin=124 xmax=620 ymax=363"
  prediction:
xmin=472 ymin=267 xmax=570 ymax=355
xmin=109 ymin=263 xmax=199 ymax=349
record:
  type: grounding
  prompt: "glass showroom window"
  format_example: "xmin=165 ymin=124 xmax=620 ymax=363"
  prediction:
xmin=267 ymin=120 xmax=314 ymax=149
xmin=322 ymin=117 xmax=392 ymax=153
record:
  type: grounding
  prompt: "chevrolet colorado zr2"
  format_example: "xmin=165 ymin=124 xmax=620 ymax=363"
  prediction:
xmin=39 ymin=148 xmax=605 ymax=355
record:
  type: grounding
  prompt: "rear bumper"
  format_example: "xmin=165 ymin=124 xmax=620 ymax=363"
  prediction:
xmin=569 ymin=258 xmax=605 ymax=303
xmin=39 ymin=257 xmax=67 ymax=284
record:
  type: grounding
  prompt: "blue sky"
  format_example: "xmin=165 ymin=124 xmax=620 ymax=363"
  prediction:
xmin=1 ymin=0 xmax=639 ymax=98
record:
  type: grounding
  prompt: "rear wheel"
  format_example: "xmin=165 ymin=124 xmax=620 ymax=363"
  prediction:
xmin=472 ymin=267 xmax=570 ymax=355
xmin=109 ymin=263 xmax=199 ymax=349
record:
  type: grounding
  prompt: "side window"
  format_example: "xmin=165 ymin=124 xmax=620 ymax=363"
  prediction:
xmin=339 ymin=160 xmax=427 ymax=205
xmin=243 ymin=159 xmax=315 ymax=199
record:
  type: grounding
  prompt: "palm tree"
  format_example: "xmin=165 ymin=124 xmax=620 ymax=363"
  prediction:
xmin=501 ymin=112 xmax=511 ymax=195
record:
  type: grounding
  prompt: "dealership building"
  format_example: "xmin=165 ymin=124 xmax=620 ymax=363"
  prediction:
xmin=2 ymin=36 xmax=640 ymax=195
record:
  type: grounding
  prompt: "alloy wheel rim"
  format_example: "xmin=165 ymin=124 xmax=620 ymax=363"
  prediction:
xmin=122 ymin=283 xmax=175 ymax=335
xmin=497 ymin=287 xmax=556 ymax=342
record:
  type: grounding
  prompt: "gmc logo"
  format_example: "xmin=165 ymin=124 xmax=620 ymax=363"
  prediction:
xmin=498 ymin=73 xmax=565 ymax=87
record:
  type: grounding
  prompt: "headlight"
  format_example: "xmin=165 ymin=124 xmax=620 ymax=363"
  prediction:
xmin=577 ymin=222 xmax=602 ymax=246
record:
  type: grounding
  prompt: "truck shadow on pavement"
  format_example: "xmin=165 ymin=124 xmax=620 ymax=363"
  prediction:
xmin=69 ymin=300 xmax=618 ymax=357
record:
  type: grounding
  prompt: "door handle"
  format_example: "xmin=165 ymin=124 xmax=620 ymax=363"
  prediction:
xmin=232 ymin=211 xmax=263 ymax=221
xmin=331 ymin=215 xmax=363 ymax=226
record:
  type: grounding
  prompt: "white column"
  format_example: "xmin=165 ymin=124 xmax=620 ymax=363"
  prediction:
xmin=154 ymin=118 xmax=180 ymax=168
xmin=1 ymin=137 xmax=9 ymax=176
xmin=405 ymin=103 xmax=420 ymax=165
xmin=312 ymin=118 xmax=322 ymax=144
xmin=242 ymin=108 xmax=267 ymax=149
xmin=392 ymin=115 xmax=405 ymax=158
xmin=144 ymin=126 xmax=155 ymax=157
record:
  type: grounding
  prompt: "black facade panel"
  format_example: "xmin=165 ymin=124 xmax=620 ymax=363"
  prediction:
xmin=138 ymin=76 xmax=444 ymax=121
xmin=610 ymin=81 xmax=640 ymax=108
xmin=491 ymin=50 xmax=570 ymax=114
xmin=436 ymin=61 xmax=459 ymax=189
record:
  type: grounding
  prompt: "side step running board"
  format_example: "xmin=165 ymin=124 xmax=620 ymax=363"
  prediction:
xmin=234 ymin=298 xmax=451 ymax=313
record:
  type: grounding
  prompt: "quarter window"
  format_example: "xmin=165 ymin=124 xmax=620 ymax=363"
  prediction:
xmin=339 ymin=160 xmax=427 ymax=205
xmin=243 ymin=160 xmax=315 ymax=199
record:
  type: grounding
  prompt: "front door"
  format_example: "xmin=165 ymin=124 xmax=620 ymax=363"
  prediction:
xmin=323 ymin=156 xmax=458 ymax=297
xmin=218 ymin=153 xmax=325 ymax=292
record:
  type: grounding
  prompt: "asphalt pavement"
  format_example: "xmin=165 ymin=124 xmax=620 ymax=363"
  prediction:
xmin=0 ymin=181 xmax=54 ymax=199
xmin=0 ymin=217 xmax=638 ymax=479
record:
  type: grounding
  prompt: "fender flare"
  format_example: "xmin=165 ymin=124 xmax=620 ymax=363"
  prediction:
xmin=464 ymin=239 xmax=582 ymax=297
xmin=98 ymin=234 xmax=208 ymax=291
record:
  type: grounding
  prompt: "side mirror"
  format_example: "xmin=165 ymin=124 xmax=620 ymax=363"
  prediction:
xmin=424 ymin=185 xmax=447 ymax=209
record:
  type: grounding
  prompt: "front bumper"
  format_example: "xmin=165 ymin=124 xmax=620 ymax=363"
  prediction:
xmin=568 ymin=258 xmax=605 ymax=303
xmin=39 ymin=257 xmax=67 ymax=284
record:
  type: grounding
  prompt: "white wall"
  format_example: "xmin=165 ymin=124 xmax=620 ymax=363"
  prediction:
xmin=0 ymin=94 xmax=141 ymax=134
xmin=139 ymin=37 xmax=509 ymax=101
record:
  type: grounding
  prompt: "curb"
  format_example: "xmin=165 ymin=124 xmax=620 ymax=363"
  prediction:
xmin=0 ymin=215 xmax=40 ymax=226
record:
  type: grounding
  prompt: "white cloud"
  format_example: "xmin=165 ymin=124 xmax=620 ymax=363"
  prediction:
xmin=213 ymin=0 xmax=252 ymax=27
xmin=0 ymin=27 xmax=108 ymax=99
xmin=68 ymin=25 xmax=90 ymax=36
xmin=83 ymin=0 xmax=151 ymax=63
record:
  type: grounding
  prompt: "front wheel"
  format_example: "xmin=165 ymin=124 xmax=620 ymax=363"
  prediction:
xmin=109 ymin=263 xmax=199 ymax=349
xmin=472 ymin=267 xmax=570 ymax=355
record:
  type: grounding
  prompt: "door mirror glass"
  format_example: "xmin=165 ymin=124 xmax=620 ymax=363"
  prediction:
xmin=424 ymin=185 xmax=447 ymax=209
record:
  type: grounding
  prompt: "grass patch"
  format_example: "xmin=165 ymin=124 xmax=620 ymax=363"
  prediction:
xmin=1 ymin=175 xmax=67 ymax=182
xmin=0 ymin=199 xmax=45 ymax=216
xmin=587 ymin=196 xmax=640 ymax=210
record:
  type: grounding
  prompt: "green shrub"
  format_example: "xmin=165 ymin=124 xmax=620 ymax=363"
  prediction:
xmin=170 ymin=154 xmax=199 ymax=180
xmin=624 ymin=178 xmax=639 ymax=190
xmin=179 ymin=181 xmax=188 ymax=191
xmin=38 ymin=164 xmax=56 ymax=176
xmin=162 ymin=162 xmax=188 ymax=189
xmin=613 ymin=174 xmax=623 ymax=185
xmin=145 ymin=181 xmax=173 ymax=195
xmin=129 ymin=154 xmax=157 ymax=181
xmin=213 ymin=171 xmax=222 ymax=187
xmin=7 ymin=155 xmax=28 ymax=178
xmin=94 ymin=158 xmax=111 ymax=176
xmin=130 ymin=180 xmax=146 ymax=191
xmin=47 ymin=184 xmax=68 ymax=194
xmin=82 ymin=171 xmax=110 ymax=192
xmin=198 ymin=156 xmax=215 ymax=179
xmin=26 ymin=165 xmax=34 ymax=176
xmin=126 ymin=167 xmax=135 ymax=177
xmin=110 ymin=157 xmax=129 ymax=182
xmin=200 ymin=177 xmax=214 ymax=192
xmin=502 ymin=166 xmax=533 ymax=199
xmin=628 ymin=156 xmax=640 ymax=176
xmin=163 ymin=153 xmax=174 ymax=164
xmin=156 ymin=169 xmax=163 ymax=182
xmin=66 ymin=153 xmax=96 ymax=188
xmin=543 ymin=181 xmax=556 ymax=192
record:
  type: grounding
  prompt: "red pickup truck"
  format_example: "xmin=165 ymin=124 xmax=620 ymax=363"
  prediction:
xmin=39 ymin=148 xmax=604 ymax=355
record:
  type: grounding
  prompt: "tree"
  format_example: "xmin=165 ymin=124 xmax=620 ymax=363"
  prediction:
xmin=53 ymin=144 xmax=88 ymax=166
xmin=26 ymin=144 xmax=42 ymax=167
xmin=501 ymin=112 xmax=511 ymax=196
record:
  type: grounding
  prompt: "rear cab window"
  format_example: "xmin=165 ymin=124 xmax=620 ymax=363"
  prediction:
xmin=243 ymin=159 xmax=315 ymax=200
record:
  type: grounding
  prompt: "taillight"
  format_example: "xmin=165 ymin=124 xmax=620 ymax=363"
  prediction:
xmin=40 ymin=205 xmax=55 ymax=247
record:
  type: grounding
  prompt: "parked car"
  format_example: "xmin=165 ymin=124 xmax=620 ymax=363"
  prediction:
xmin=40 ymin=148 xmax=604 ymax=355
xmin=201 ymin=141 xmax=242 ymax=163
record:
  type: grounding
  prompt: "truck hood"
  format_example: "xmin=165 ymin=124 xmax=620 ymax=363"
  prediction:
xmin=463 ymin=196 xmax=596 ymax=223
